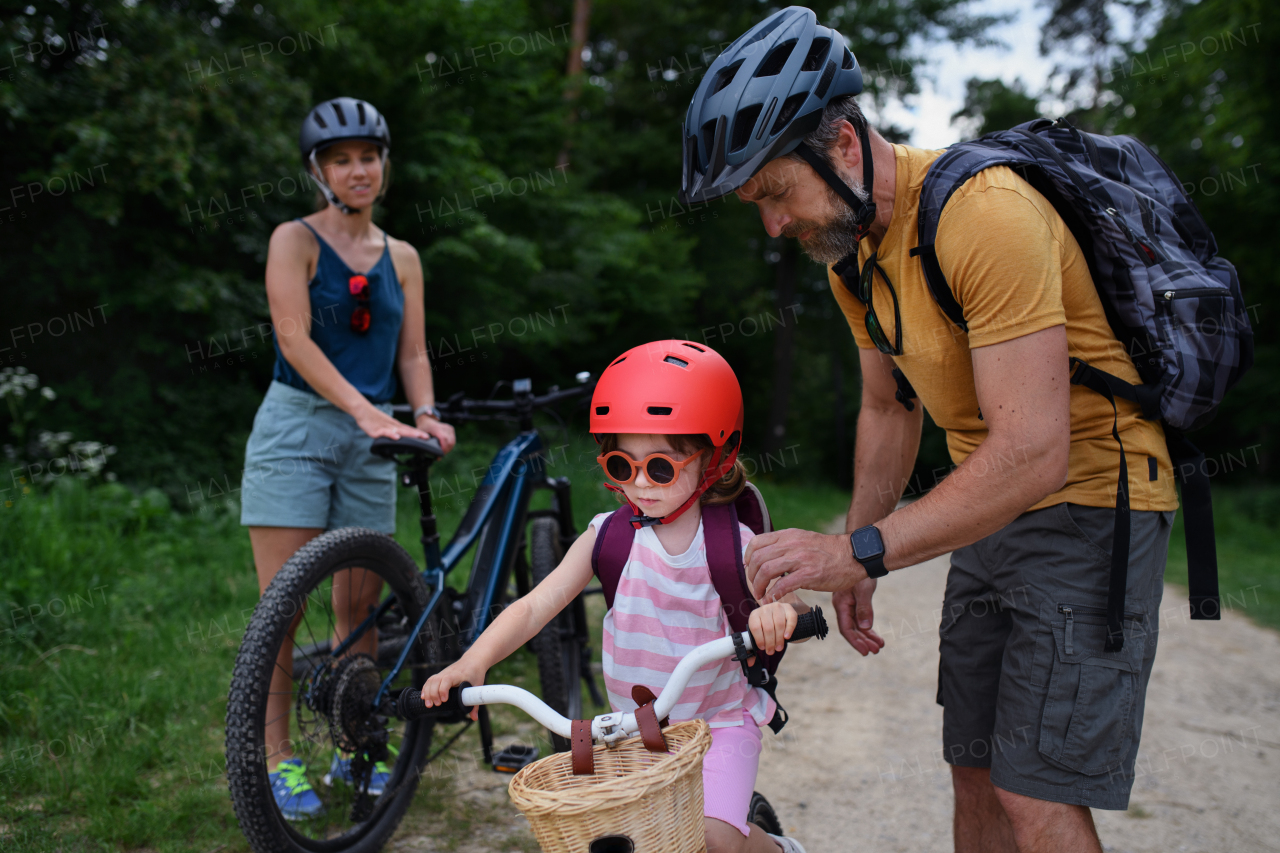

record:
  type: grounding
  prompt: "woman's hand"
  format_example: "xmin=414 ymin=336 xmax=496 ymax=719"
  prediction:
xmin=354 ymin=406 xmax=433 ymax=441
xmin=421 ymin=658 xmax=487 ymax=722
xmin=415 ymin=414 xmax=457 ymax=453
xmin=748 ymin=601 xmax=798 ymax=656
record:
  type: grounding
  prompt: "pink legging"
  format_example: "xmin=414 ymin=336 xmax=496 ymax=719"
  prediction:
xmin=701 ymin=712 xmax=764 ymax=837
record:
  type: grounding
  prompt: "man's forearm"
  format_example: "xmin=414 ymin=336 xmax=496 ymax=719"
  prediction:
xmin=878 ymin=430 xmax=1066 ymax=570
xmin=847 ymin=403 xmax=922 ymax=533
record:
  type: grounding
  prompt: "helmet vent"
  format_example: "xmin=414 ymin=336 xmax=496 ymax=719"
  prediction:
xmin=663 ymin=356 xmax=689 ymax=368
xmin=710 ymin=59 xmax=744 ymax=96
xmin=771 ymin=92 xmax=808 ymax=136
xmin=332 ymin=102 xmax=348 ymax=126
xmin=755 ymin=39 xmax=797 ymax=77
xmin=730 ymin=104 xmax=762 ymax=153
xmin=700 ymin=119 xmax=718 ymax=164
xmin=842 ymin=47 xmax=854 ymax=70
xmin=682 ymin=343 xmax=705 ymax=352
xmin=647 ymin=406 xmax=673 ymax=416
xmin=815 ymin=60 xmax=837 ymax=99
xmin=743 ymin=12 xmax=788 ymax=47
xmin=357 ymin=101 xmax=367 ymax=124
xmin=312 ymin=110 xmax=328 ymax=129
xmin=611 ymin=356 xmax=627 ymax=366
xmin=595 ymin=406 xmax=610 ymax=415
xmin=801 ymin=37 xmax=830 ymax=72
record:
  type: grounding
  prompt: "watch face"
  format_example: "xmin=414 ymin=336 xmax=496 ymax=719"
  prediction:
xmin=852 ymin=526 xmax=884 ymax=560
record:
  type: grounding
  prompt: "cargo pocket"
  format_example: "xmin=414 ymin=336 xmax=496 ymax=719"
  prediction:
xmin=1038 ymin=603 xmax=1146 ymax=776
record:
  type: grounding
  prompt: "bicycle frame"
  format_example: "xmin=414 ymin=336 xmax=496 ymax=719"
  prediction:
xmin=326 ymin=427 xmax=576 ymax=708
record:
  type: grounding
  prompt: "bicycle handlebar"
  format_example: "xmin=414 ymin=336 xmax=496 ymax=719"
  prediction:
xmin=396 ymin=607 xmax=828 ymax=742
xmin=389 ymin=376 xmax=592 ymax=423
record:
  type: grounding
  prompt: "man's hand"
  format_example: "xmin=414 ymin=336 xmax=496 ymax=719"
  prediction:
xmin=745 ymin=529 xmax=867 ymax=602
xmin=833 ymin=579 xmax=885 ymax=656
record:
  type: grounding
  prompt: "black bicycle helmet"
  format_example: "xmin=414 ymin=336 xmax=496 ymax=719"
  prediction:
xmin=680 ymin=7 xmax=876 ymax=238
xmin=299 ymin=97 xmax=391 ymax=214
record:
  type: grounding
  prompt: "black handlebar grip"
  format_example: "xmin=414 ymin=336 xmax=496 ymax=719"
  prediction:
xmin=395 ymin=682 xmax=473 ymax=720
xmin=791 ymin=607 xmax=829 ymax=642
xmin=395 ymin=686 xmax=431 ymax=720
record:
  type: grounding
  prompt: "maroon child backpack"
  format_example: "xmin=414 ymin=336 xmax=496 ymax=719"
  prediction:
xmin=589 ymin=482 xmax=791 ymax=732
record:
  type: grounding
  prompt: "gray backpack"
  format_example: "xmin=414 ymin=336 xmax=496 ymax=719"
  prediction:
xmin=906 ymin=117 xmax=1253 ymax=650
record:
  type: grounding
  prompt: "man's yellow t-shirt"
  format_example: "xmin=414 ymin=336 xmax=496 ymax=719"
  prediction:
xmin=828 ymin=144 xmax=1178 ymax=512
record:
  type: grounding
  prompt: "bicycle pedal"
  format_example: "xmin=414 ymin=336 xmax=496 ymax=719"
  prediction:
xmin=491 ymin=743 xmax=539 ymax=773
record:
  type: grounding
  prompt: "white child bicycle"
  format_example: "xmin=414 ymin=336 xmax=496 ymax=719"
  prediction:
xmin=396 ymin=608 xmax=829 ymax=853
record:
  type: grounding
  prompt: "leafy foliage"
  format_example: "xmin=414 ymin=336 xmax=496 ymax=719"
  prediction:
xmin=2 ymin=0 xmax=1007 ymax=500
xmin=951 ymin=77 xmax=1043 ymax=138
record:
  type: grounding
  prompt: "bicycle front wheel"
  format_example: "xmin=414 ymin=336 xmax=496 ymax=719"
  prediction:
xmin=226 ymin=527 xmax=437 ymax=853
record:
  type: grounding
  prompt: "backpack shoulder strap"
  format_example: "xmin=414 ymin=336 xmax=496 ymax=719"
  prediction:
xmin=910 ymin=135 xmax=1040 ymax=333
xmin=705 ymin=500 xmax=789 ymax=732
xmin=735 ymin=481 xmax=772 ymax=536
xmin=702 ymin=503 xmax=753 ymax=635
xmin=591 ymin=505 xmax=636 ymax=611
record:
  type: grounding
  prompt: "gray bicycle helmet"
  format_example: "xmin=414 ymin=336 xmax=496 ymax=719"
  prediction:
xmin=680 ymin=7 xmax=876 ymax=237
xmin=299 ymin=97 xmax=391 ymax=214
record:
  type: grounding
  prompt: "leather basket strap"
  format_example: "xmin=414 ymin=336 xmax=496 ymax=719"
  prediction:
xmin=570 ymin=719 xmax=595 ymax=775
xmin=630 ymin=685 xmax=669 ymax=754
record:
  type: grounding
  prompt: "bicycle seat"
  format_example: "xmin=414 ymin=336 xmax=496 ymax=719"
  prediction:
xmin=371 ymin=435 xmax=444 ymax=460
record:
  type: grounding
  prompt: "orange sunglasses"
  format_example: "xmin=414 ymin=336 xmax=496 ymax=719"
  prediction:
xmin=596 ymin=449 xmax=704 ymax=487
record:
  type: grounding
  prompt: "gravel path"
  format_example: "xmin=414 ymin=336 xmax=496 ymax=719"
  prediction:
xmin=755 ymin=551 xmax=1280 ymax=853
xmin=394 ymin=542 xmax=1280 ymax=852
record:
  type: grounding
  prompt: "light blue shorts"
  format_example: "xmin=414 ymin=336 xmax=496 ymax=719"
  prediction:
xmin=240 ymin=381 xmax=397 ymax=533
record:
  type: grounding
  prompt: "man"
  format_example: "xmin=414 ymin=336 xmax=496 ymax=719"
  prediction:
xmin=680 ymin=7 xmax=1178 ymax=852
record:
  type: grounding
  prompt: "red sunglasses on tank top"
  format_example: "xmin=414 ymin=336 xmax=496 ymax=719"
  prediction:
xmin=349 ymin=275 xmax=371 ymax=334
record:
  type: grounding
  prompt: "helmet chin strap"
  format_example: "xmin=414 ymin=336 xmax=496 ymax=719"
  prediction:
xmin=307 ymin=148 xmax=387 ymax=215
xmin=606 ymin=445 xmax=739 ymax=529
xmin=792 ymin=126 xmax=877 ymax=244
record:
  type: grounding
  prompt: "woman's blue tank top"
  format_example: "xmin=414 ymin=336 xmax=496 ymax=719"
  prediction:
xmin=272 ymin=219 xmax=405 ymax=403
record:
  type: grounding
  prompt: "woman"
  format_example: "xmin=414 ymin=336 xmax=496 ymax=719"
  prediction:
xmin=239 ymin=96 xmax=455 ymax=819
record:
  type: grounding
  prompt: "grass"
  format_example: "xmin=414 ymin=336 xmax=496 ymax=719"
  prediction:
xmin=0 ymin=438 xmax=1275 ymax=851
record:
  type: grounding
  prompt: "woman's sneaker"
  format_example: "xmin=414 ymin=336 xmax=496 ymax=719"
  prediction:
xmin=269 ymin=758 xmax=324 ymax=820
xmin=768 ymin=834 xmax=807 ymax=853
xmin=323 ymin=750 xmax=393 ymax=796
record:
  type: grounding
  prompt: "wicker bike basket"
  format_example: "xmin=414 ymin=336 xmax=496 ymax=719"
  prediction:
xmin=507 ymin=719 xmax=712 ymax=853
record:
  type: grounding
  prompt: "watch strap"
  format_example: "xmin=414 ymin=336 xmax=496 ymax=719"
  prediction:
xmin=860 ymin=551 xmax=889 ymax=579
xmin=413 ymin=404 xmax=440 ymax=420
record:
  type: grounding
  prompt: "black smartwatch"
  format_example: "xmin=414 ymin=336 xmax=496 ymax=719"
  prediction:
xmin=850 ymin=525 xmax=889 ymax=579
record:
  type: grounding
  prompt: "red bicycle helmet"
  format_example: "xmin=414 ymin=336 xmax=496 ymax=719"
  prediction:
xmin=591 ymin=340 xmax=744 ymax=526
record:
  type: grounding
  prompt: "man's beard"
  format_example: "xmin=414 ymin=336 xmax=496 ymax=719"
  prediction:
xmin=784 ymin=174 xmax=870 ymax=266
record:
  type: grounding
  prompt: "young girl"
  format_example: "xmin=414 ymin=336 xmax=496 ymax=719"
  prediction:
xmin=422 ymin=340 xmax=808 ymax=853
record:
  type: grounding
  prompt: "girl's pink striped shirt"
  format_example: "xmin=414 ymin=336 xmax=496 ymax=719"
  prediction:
xmin=589 ymin=511 xmax=776 ymax=729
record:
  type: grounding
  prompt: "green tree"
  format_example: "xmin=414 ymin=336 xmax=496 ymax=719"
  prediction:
xmin=2 ymin=0 xmax=1009 ymax=500
xmin=951 ymin=77 xmax=1042 ymax=138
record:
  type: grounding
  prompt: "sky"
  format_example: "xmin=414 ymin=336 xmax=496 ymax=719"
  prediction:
xmin=869 ymin=0 xmax=1058 ymax=149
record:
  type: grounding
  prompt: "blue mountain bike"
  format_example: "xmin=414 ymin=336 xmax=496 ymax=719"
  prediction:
xmin=225 ymin=375 xmax=604 ymax=853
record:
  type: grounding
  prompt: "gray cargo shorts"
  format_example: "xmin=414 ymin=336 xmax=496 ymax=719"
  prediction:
xmin=938 ymin=502 xmax=1174 ymax=810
